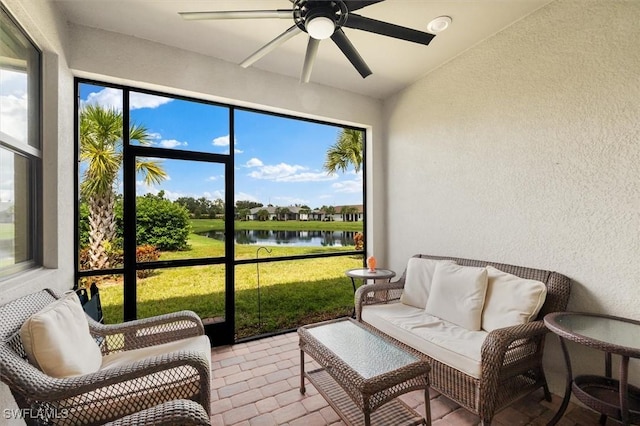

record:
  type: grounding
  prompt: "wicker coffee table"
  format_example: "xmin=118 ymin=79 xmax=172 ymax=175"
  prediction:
xmin=298 ymin=318 xmax=431 ymax=425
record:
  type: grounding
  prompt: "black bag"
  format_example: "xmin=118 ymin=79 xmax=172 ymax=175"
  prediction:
xmin=77 ymin=283 xmax=103 ymax=323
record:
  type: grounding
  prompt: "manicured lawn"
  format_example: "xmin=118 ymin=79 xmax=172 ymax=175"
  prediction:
xmin=97 ymin=232 xmax=364 ymax=339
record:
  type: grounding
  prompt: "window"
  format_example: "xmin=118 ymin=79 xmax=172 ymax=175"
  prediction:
xmin=0 ymin=6 xmax=42 ymax=278
xmin=76 ymin=80 xmax=365 ymax=343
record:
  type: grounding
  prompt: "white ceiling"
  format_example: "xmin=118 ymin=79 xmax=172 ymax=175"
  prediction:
xmin=52 ymin=0 xmax=552 ymax=99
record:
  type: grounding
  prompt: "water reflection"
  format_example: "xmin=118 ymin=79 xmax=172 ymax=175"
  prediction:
xmin=199 ymin=230 xmax=357 ymax=247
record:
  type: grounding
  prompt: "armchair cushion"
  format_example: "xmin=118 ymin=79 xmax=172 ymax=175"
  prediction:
xmin=19 ymin=292 xmax=102 ymax=377
xmin=101 ymin=335 xmax=211 ymax=371
xmin=425 ymin=262 xmax=488 ymax=331
xmin=399 ymin=258 xmax=455 ymax=309
xmin=481 ymin=266 xmax=547 ymax=332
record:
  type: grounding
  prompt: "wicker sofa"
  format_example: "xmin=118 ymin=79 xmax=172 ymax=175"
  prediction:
xmin=0 ymin=288 xmax=211 ymax=425
xmin=355 ymin=254 xmax=571 ymax=425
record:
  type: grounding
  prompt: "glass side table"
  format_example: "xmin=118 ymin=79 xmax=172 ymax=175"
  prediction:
xmin=345 ymin=268 xmax=395 ymax=318
xmin=544 ymin=312 xmax=640 ymax=426
xmin=345 ymin=268 xmax=396 ymax=294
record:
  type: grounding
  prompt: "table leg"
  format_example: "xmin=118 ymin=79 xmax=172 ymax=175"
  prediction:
xmin=620 ymin=355 xmax=630 ymax=426
xmin=547 ymin=336 xmax=573 ymax=426
xmin=424 ymin=386 xmax=432 ymax=425
xmin=300 ymin=349 xmax=306 ymax=394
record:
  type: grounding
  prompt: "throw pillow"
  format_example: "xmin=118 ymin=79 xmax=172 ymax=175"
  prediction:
xmin=481 ymin=266 xmax=547 ymax=332
xmin=400 ymin=258 xmax=456 ymax=309
xmin=20 ymin=292 xmax=102 ymax=377
xmin=424 ymin=262 xmax=488 ymax=331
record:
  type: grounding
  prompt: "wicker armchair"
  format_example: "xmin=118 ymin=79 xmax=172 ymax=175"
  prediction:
xmin=104 ymin=399 xmax=210 ymax=426
xmin=355 ymin=254 xmax=571 ymax=425
xmin=0 ymin=288 xmax=211 ymax=425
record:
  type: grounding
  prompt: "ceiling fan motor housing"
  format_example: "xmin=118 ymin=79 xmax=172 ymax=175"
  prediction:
xmin=293 ymin=0 xmax=348 ymax=38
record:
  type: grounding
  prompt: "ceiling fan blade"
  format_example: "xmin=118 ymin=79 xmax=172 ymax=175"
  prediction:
xmin=344 ymin=13 xmax=435 ymax=45
xmin=179 ymin=10 xmax=292 ymax=21
xmin=240 ymin=25 xmax=302 ymax=68
xmin=330 ymin=29 xmax=372 ymax=79
xmin=345 ymin=0 xmax=386 ymax=12
xmin=301 ymin=38 xmax=320 ymax=83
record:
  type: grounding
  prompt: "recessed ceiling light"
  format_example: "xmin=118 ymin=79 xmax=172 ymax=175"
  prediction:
xmin=427 ymin=16 xmax=452 ymax=34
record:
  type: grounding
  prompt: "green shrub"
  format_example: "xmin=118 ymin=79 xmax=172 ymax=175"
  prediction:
xmin=135 ymin=194 xmax=191 ymax=250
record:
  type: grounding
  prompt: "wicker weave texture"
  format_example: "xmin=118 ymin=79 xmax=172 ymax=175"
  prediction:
xmin=0 ymin=289 xmax=211 ymax=425
xmin=354 ymin=254 xmax=572 ymax=425
xmin=299 ymin=318 xmax=430 ymax=424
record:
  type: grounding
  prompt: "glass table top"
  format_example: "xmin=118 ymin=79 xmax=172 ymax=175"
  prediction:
xmin=306 ymin=320 xmax=418 ymax=379
xmin=345 ymin=268 xmax=395 ymax=279
xmin=549 ymin=313 xmax=640 ymax=353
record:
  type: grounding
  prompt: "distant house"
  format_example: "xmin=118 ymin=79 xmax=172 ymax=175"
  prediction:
xmin=246 ymin=205 xmax=309 ymax=221
xmin=310 ymin=205 xmax=363 ymax=222
xmin=244 ymin=205 xmax=361 ymax=221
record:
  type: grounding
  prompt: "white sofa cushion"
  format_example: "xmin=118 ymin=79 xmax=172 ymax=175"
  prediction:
xmin=20 ymin=292 xmax=102 ymax=378
xmin=362 ymin=303 xmax=487 ymax=379
xmin=482 ymin=266 xmax=547 ymax=332
xmin=101 ymin=335 xmax=211 ymax=371
xmin=425 ymin=262 xmax=488 ymax=331
xmin=399 ymin=258 xmax=455 ymax=309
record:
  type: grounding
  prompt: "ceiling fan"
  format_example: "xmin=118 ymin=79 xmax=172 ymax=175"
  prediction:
xmin=179 ymin=0 xmax=436 ymax=83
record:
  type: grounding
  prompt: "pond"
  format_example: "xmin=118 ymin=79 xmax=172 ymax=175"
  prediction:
xmin=198 ymin=230 xmax=358 ymax=247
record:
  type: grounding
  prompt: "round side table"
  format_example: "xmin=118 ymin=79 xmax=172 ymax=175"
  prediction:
xmin=345 ymin=268 xmax=396 ymax=294
xmin=544 ymin=312 xmax=640 ymax=426
xmin=345 ymin=268 xmax=395 ymax=318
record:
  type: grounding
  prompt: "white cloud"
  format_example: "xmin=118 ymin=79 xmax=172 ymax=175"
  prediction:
xmin=158 ymin=139 xmax=188 ymax=149
xmin=234 ymin=148 xmax=244 ymax=154
xmin=0 ymin=93 xmax=27 ymax=143
xmin=130 ymin=92 xmax=172 ymax=110
xmin=332 ymin=179 xmax=363 ymax=193
xmin=248 ymin=163 xmax=307 ymax=181
xmin=82 ymin=88 xmax=173 ymax=111
xmin=245 ymin=158 xmax=337 ymax=183
xmin=0 ymin=70 xmax=28 ymax=142
xmin=235 ymin=192 xmax=260 ymax=203
xmin=245 ymin=158 xmax=264 ymax=167
xmin=204 ymin=190 xmax=225 ymax=200
xmin=0 ymin=69 xmax=27 ymax=97
xmin=147 ymin=132 xmax=162 ymax=140
xmin=212 ymin=135 xmax=230 ymax=146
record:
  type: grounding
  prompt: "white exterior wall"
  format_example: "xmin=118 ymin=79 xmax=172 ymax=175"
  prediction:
xmin=383 ymin=0 xmax=640 ymax=393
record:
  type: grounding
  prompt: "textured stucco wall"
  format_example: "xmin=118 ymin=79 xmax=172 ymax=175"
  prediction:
xmin=383 ymin=0 xmax=639 ymax=393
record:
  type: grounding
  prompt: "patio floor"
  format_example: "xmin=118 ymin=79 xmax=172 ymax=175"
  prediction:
xmin=209 ymin=331 xmax=602 ymax=426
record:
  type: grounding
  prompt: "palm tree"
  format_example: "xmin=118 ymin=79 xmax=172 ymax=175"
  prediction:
xmin=324 ymin=128 xmax=363 ymax=174
xmin=80 ymin=105 xmax=167 ymax=270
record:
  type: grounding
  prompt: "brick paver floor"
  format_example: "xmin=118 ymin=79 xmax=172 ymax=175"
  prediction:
xmin=210 ymin=332 xmax=602 ymax=425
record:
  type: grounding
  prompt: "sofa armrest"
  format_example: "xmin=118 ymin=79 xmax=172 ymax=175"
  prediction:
xmin=354 ymin=280 xmax=405 ymax=320
xmin=87 ymin=310 xmax=204 ymax=354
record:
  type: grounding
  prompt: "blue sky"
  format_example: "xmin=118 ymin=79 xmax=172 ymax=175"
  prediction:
xmin=79 ymin=84 xmax=363 ymax=209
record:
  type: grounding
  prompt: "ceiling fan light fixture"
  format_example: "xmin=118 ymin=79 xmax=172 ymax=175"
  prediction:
xmin=306 ymin=16 xmax=335 ymax=40
xmin=427 ymin=16 xmax=452 ymax=34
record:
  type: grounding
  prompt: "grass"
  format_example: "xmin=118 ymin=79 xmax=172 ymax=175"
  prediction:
xmin=97 ymin=230 xmax=364 ymax=339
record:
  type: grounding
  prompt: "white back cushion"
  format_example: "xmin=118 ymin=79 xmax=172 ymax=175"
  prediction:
xmin=425 ymin=262 xmax=488 ymax=331
xmin=400 ymin=258 xmax=455 ymax=309
xmin=482 ymin=266 xmax=547 ymax=332
xmin=20 ymin=292 xmax=102 ymax=377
